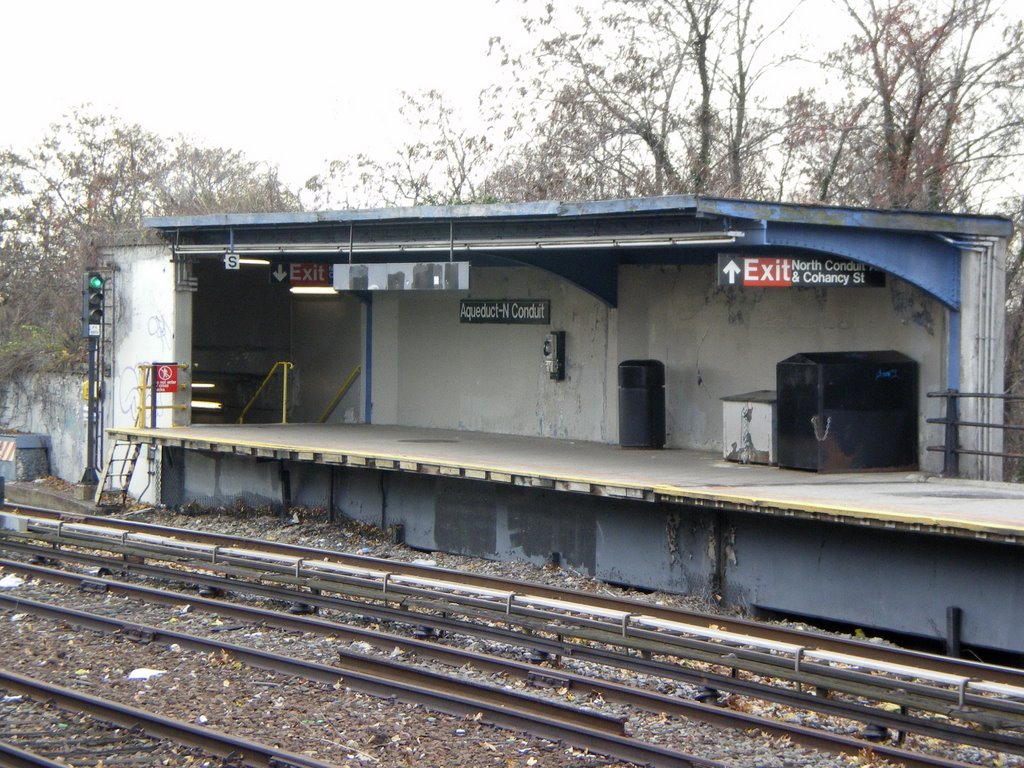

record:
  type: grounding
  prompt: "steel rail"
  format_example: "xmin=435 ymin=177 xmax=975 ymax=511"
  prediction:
xmin=8 ymin=517 xmax=1024 ymax=729
xmin=8 ymin=523 xmax=1024 ymax=738
xmin=0 ymin=668 xmax=340 ymax=768
xmin=0 ymin=553 xmax=1015 ymax=765
xmin=5 ymin=505 xmax=1021 ymax=688
xmin=12 ymin=544 xmax=1011 ymax=753
xmin=0 ymin=740 xmax=68 ymax=768
xmin=0 ymin=592 xmax=725 ymax=768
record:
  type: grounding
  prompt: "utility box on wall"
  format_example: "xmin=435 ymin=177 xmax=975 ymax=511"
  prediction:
xmin=776 ymin=351 xmax=918 ymax=472
xmin=722 ymin=390 xmax=777 ymax=465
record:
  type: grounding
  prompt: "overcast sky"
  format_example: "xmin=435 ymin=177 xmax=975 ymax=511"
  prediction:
xmin=4 ymin=0 xmax=852 ymax=189
xmin=3 ymin=0 xmax=535 ymax=186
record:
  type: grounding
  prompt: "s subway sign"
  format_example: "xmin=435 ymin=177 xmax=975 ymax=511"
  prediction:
xmin=718 ymin=256 xmax=885 ymax=288
xmin=460 ymin=299 xmax=550 ymax=324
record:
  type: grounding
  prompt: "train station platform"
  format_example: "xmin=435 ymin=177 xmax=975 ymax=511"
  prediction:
xmin=109 ymin=422 xmax=1024 ymax=545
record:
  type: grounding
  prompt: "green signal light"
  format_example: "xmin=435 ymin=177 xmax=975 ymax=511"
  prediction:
xmin=88 ymin=274 xmax=104 ymax=290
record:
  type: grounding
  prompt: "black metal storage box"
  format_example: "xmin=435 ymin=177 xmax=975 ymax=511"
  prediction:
xmin=776 ymin=351 xmax=918 ymax=471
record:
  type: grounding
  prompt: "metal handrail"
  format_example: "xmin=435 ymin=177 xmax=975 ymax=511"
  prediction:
xmin=925 ymin=389 xmax=1024 ymax=477
xmin=318 ymin=365 xmax=361 ymax=423
xmin=135 ymin=363 xmax=189 ymax=428
xmin=238 ymin=361 xmax=294 ymax=424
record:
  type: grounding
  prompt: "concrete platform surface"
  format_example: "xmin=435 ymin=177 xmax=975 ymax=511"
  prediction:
xmin=112 ymin=422 xmax=1024 ymax=541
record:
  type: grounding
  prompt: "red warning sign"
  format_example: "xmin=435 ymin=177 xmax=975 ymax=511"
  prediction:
xmin=154 ymin=363 xmax=179 ymax=393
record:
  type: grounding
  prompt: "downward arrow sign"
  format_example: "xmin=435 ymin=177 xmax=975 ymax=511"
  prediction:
xmin=272 ymin=264 xmax=288 ymax=283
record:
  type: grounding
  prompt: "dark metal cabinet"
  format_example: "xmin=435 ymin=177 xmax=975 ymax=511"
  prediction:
xmin=776 ymin=351 xmax=918 ymax=471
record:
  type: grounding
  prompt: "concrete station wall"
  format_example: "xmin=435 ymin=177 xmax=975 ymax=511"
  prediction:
xmin=290 ymin=295 xmax=365 ymax=424
xmin=367 ymin=262 xmax=944 ymax=469
xmin=102 ymin=242 xmax=187 ymax=502
xmin=617 ymin=263 xmax=945 ymax=466
xmin=106 ymin=244 xmax=188 ymax=430
xmin=370 ymin=266 xmax=617 ymax=442
xmin=61 ymin=240 xmax=950 ymax=507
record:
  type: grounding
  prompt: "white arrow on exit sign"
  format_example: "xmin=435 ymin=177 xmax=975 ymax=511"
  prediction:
xmin=722 ymin=259 xmax=741 ymax=285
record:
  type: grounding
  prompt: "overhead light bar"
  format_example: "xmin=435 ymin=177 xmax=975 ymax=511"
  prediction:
xmin=238 ymin=258 xmax=271 ymax=265
xmin=190 ymin=400 xmax=223 ymax=410
xmin=290 ymin=286 xmax=337 ymax=295
xmin=191 ymin=382 xmax=216 ymax=390
xmin=174 ymin=230 xmax=745 ymax=258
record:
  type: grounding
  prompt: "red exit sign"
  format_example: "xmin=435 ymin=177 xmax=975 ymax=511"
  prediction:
xmin=719 ymin=256 xmax=793 ymax=286
xmin=270 ymin=262 xmax=334 ymax=286
xmin=718 ymin=256 xmax=885 ymax=288
xmin=743 ymin=257 xmax=792 ymax=286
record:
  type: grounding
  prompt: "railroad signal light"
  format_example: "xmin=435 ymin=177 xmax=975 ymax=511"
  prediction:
xmin=82 ymin=271 xmax=106 ymax=338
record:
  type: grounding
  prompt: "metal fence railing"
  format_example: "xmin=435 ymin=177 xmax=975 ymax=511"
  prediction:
xmin=926 ymin=390 xmax=1024 ymax=479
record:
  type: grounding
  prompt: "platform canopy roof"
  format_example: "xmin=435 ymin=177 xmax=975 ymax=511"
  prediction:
xmin=145 ymin=195 xmax=1012 ymax=310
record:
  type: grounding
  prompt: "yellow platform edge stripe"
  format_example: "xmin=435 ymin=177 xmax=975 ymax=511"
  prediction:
xmin=107 ymin=427 xmax=1024 ymax=539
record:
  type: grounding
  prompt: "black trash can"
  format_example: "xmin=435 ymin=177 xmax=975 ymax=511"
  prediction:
xmin=776 ymin=351 xmax=918 ymax=471
xmin=618 ymin=360 xmax=665 ymax=448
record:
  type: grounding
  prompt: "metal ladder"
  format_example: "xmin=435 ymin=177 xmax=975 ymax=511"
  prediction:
xmin=94 ymin=440 xmax=143 ymax=505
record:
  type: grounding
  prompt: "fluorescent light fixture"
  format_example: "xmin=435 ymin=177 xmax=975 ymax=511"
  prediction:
xmin=175 ymin=230 xmax=746 ymax=259
xmin=538 ymin=241 xmax=616 ymax=249
xmin=239 ymin=258 xmax=271 ymax=265
xmin=290 ymin=286 xmax=337 ymax=295
xmin=191 ymin=382 xmax=215 ymax=390
xmin=466 ymin=243 xmax=537 ymax=251
xmin=190 ymin=400 xmax=223 ymax=410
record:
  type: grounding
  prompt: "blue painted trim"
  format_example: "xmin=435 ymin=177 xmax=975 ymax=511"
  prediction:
xmin=765 ymin=223 xmax=962 ymax=309
xmin=948 ymin=310 xmax=961 ymax=390
xmin=364 ymin=298 xmax=373 ymax=423
xmin=693 ymin=198 xmax=1012 ymax=237
xmin=501 ymin=253 xmax=619 ymax=307
xmin=143 ymin=195 xmax=1012 ymax=238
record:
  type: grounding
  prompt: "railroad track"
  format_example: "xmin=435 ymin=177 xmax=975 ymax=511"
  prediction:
xmin=0 ymin=581 xmax=725 ymax=768
xmin=0 ymin=684 xmax=189 ymax=767
xmin=3 ymin=506 xmax=1024 ymax=766
xmin=3 ymin=538 xmax=1023 ymax=760
xmin=0 ymin=668 xmax=342 ymax=768
xmin=0 ymin=555 xmax=985 ymax=768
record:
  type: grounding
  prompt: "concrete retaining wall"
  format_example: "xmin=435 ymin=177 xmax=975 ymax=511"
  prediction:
xmin=0 ymin=374 xmax=83 ymax=482
xmin=165 ymin=446 xmax=1024 ymax=656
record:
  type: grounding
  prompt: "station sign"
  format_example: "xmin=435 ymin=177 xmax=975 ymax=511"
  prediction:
xmin=154 ymin=363 xmax=179 ymax=393
xmin=717 ymin=256 xmax=885 ymax=288
xmin=459 ymin=299 xmax=550 ymax=324
xmin=271 ymin=262 xmax=333 ymax=286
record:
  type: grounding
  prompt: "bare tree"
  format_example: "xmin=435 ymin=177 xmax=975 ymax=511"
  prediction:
xmin=786 ymin=0 xmax=1024 ymax=211
xmin=484 ymin=0 xmax=794 ymax=201
xmin=309 ymin=91 xmax=494 ymax=208
xmin=0 ymin=108 xmax=300 ymax=382
xmin=157 ymin=143 xmax=300 ymax=216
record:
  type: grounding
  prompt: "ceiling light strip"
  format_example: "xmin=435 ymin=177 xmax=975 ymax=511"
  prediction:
xmin=173 ymin=231 xmax=743 ymax=257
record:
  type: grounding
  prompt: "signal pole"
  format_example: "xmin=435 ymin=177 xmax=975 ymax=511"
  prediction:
xmin=80 ymin=271 xmax=105 ymax=486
